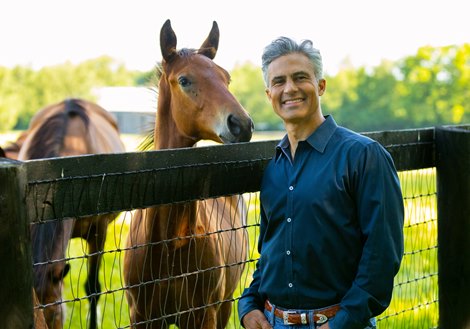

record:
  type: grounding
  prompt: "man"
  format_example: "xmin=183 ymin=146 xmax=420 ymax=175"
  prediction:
xmin=238 ymin=37 xmax=404 ymax=329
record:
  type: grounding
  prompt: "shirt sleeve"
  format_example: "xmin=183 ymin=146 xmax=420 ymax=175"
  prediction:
xmin=329 ymin=142 xmax=405 ymax=329
xmin=237 ymin=205 xmax=268 ymax=326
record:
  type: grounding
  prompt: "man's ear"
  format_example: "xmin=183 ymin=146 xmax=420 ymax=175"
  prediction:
xmin=265 ymin=88 xmax=272 ymax=101
xmin=318 ymin=79 xmax=327 ymax=96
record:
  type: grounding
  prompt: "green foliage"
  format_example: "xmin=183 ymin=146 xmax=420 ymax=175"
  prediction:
xmin=0 ymin=56 xmax=147 ymax=131
xmin=230 ymin=62 xmax=283 ymax=130
xmin=324 ymin=44 xmax=470 ymax=131
xmin=1 ymin=44 xmax=468 ymax=133
xmin=395 ymin=44 xmax=470 ymax=127
xmin=0 ymin=67 xmax=22 ymax=130
xmin=324 ymin=61 xmax=403 ymax=131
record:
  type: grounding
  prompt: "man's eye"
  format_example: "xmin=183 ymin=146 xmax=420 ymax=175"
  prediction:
xmin=178 ymin=76 xmax=191 ymax=87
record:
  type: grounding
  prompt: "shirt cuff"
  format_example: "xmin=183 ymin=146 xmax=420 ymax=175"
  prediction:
xmin=238 ymin=297 xmax=264 ymax=327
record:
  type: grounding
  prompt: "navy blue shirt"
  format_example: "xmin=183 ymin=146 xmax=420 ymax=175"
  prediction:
xmin=238 ymin=116 xmax=404 ymax=329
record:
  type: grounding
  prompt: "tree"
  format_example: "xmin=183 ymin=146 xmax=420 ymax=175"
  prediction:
xmin=396 ymin=44 xmax=470 ymax=127
xmin=230 ymin=62 xmax=282 ymax=130
xmin=0 ymin=56 xmax=141 ymax=131
xmin=325 ymin=61 xmax=401 ymax=132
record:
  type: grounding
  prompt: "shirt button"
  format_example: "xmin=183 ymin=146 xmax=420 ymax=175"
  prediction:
xmin=289 ymin=186 xmax=294 ymax=191
xmin=287 ymin=218 xmax=292 ymax=223
xmin=286 ymin=250 xmax=291 ymax=255
xmin=288 ymin=283 xmax=293 ymax=288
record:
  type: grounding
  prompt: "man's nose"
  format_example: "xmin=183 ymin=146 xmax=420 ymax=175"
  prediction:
xmin=284 ymin=78 xmax=298 ymax=93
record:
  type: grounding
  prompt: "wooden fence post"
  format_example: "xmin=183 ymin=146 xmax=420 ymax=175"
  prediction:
xmin=436 ymin=126 xmax=470 ymax=329
xmin=0 ymin=158 xmax=33 ymax=328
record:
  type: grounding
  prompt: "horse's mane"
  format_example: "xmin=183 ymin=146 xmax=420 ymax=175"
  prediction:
xmin=137 ymin=61 xmax=163 ymax=152
xmin=26 ymin=99 xmax=90 ymax=159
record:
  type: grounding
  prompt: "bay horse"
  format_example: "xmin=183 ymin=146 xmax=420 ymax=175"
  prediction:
xmin=123 ymin=20 xmax=253 ymax=329
xmin=18 ymin=98 xmax=126 ymax=329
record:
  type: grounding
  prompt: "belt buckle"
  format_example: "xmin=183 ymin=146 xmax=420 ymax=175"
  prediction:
xmin=316 ymin=313 xmax=328 ymax=324
xmin=283 ymin=310 xmax=296 ymax=325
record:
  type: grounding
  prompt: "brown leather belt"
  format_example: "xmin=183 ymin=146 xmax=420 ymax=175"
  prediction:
xmin=264 ymin=300 xmax=340 ymax=325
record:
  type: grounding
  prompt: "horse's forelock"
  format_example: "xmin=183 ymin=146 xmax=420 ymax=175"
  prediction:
xmin=178 ymin=48 xmax=197 ymax=58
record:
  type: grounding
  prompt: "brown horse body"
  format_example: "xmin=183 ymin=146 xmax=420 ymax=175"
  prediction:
xmin=19 ymin=98 xmax=125 ymax=329
xmin=123 ymin=20 xmax=253 ymax=329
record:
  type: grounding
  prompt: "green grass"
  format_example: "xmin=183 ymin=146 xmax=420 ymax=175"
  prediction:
xmin=63 ymin=214 xmax=130 ymax=328
xmin=378 ymin=169 xmax=439 ymax=328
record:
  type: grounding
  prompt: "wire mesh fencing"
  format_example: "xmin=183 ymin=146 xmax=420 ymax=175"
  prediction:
xmin=28 ymin=168 xmax=439 ymax=329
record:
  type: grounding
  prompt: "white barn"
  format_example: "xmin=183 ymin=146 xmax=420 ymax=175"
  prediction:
xmin=94 ymin=86 xmax=157 ymax=134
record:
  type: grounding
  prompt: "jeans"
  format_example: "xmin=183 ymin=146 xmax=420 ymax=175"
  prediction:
xmin=263 ymin=304 xmax=376 ymax=329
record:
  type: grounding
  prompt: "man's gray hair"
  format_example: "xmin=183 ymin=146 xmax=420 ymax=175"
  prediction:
xmin=261 ymin=37 xmax=323 ymax=87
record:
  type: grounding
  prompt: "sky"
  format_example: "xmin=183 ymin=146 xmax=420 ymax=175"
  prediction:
xmin=1 ymin=0 xmax=469 ymax=76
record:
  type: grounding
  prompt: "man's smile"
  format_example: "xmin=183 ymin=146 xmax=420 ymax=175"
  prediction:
xmin=283 ymin=98 xmax=304 ymax=105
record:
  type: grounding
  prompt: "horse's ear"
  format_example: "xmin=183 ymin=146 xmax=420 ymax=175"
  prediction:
xmin=160 ymin=19 xmax=178 ymax=62
xmin=0 ymin=147 xmax=5 ymax=158
xmin=198 ymin=21 xmax=219 ymax=60
xmin=51 ymin=263 xmax=70 ymax=283
xmin=61 ymin=263 xmax=70 ymax=279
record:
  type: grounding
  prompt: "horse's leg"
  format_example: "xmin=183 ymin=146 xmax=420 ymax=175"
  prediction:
xmin=216 ymin=301 xmax=233 ymax=329
xmin=83 ymin=217 xmax=108 ymax=329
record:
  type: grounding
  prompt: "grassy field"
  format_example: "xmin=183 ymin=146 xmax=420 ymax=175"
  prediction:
xmin=1 ymin=131 xmax=439 ymax=328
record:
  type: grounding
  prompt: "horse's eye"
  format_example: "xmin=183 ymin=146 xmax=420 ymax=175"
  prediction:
xmin=178 ymin=76 xmax=191 ymax=87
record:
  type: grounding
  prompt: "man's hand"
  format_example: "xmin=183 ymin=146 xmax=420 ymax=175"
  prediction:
xmin=242 ymin=309 xmax=272 ymax=329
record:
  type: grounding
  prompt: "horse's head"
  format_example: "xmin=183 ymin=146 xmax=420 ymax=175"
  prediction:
xmin=31 ymin=219 xmax=73 ymax=329
xmin=33 ymin=262 xmax=70 ymax=329
xmin=156 ymin=19 xmax=254 ymax=148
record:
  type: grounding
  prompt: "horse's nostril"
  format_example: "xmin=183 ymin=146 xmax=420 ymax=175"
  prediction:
xmin=227 ymin=114 xmax=253 ymax=142
xmin=227 ymin=114 xmax=242 ymax=136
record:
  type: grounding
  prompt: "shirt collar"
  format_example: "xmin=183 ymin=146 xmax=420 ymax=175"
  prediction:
xmin=275 ymin=115 xmax=338 ymax=160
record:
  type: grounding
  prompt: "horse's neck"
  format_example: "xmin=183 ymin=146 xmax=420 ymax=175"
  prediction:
xmin=147 ymin=88 xmax=203 ymax=245
xmin=154 ymin=88 xmax=196 ymax=150
xmin=154 ymin=123 xmax=195 ymax=149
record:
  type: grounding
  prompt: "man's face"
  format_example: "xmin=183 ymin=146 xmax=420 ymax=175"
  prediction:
xmin=265 ymin=53 xmax=325 ymax=125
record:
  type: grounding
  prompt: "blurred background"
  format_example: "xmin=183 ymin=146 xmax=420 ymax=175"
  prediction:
xmin=1 ymin=0 xmax=469 ymax=145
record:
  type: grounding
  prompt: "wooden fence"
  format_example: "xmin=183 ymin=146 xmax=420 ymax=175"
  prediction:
xmin=0 ymin=125 xmax=469 ymax=329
